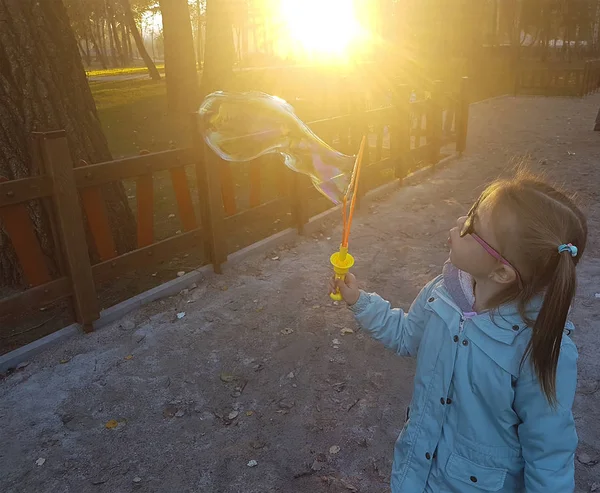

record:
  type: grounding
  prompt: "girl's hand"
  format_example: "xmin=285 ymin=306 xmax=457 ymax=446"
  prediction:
xmin=328 ymin=273 xmax=360 ymax=306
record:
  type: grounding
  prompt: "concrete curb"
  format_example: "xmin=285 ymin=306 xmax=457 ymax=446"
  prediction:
xmin=0 ymin=153 xmax=459 ymax=373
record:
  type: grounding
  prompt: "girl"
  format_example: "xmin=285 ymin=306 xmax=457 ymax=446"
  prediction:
xmin=329 ymin=175 xmax=587 ymax=493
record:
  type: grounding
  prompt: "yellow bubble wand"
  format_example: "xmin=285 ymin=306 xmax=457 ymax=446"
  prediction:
xmin=330 ymin=135 xmax=367 ymax=301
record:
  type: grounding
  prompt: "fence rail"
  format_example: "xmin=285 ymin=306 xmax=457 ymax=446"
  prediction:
xmin=0 ymin=77 xmax=471 ymax=349
xmin=515 ymin=60 xmax=600 ymax=97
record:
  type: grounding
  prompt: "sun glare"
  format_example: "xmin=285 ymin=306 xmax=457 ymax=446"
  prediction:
xmin=278 ymin=0 xmax=362 ymax=60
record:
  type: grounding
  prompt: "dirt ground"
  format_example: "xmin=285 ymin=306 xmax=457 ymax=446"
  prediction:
xmin=1 ymin=94 xmax=599 ymax=493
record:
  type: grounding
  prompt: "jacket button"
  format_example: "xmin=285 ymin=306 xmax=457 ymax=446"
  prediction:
xmin=440 ymin=397 xmax=445 ymax=405
xmin=462 ymin=339 xmax=469 ymax=346
xmin=428 ymin=297 xmax=435 ymax=303
xmin=446 ymin=398 xmax=452 ymax=404
xmin=453 ymin=335 xmax=459 ymax=343
xmin=425 ymin=452 xmax=431 ymax=460
xmin=470 ymin=476 xmax=478 ymax=483
xmin=512 ymin=325 xmax=519 ymax=331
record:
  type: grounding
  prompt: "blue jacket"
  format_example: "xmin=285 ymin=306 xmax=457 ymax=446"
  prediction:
xmin=350 ymin=264 xmax=578 ymax=493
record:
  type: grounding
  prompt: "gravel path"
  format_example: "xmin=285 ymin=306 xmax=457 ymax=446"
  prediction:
xmin=1 ymin=94 xmax=599 ymax=493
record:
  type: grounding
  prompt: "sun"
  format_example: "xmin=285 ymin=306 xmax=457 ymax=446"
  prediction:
xmin=278 ymin=0 xmax=362 ymax=59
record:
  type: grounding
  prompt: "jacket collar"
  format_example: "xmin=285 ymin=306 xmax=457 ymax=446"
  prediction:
xmin=439 ymin=261 xmax=545 ymax=344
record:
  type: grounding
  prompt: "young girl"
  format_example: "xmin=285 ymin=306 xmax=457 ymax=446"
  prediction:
xmin=329 ymin=175 xmax=587 ymax=493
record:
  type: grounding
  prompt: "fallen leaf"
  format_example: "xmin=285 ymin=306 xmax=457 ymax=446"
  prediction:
xmin=329 ymin=445 xmax=341 ymax=455
xmin=177 ymin=271 xmax=185 ymax=277
xmin=152 ymin=272 xmax=157 ymax=277
xmin=278 ymin=398 xmax=295 ymax=409
xmin=271 ymin=256 xmax=280 ymax=261
xmin=59 ymin=358 xmax=70 ymax=364
xmin=163 ymin=406 xmax=178 ymax=418
xmin=340 ymin=328 xmax=354 ymax=335
xmin=280 ymin=328 xmax=294 ymax=335
xmin=220 ymin=373 xmax=236 ymax=383
xmin=577 ymin=452 xmax=598 ymax=466
xmin=133 ymin=476 xmax=142 ymax=483
xmin=168 ymin=214 xmax=176 ymax=219
xmin=105 ymin=420 xmax=118 ymax=429
xmin=247 ymin=460 xmax=258 ymax=467
xmin=246 ymin=411 xmax=254 ymax=416
xmin=228 ymin=410 xmax=239 ymax=420
xmin=35 ymin=458 xmax=46 ymax=466
xmin=340 ymin=478 xmax=358 ymax=491
xmin=124 ymin=355 xmax=133 ymax=360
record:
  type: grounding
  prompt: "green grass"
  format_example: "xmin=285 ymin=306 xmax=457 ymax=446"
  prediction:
xmin=86 ymin=64 xmax=165 ymax=78
xmin=91 ymin=78 xmax=190 ymax=158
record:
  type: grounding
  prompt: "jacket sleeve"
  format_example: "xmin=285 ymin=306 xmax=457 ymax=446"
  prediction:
xmin=514 ymin=339 xmax=578 ymax=493
xmin=349 ymin=279 xmax=436 ymax=357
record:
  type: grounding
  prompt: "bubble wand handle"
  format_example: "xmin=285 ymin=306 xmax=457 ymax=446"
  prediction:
xmin=330 ymin=136 xmax=366 ymax=301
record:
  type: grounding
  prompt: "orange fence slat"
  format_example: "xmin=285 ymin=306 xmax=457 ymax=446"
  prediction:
xmin=75 ymin=160 xmax=117 ymax=261
xmin=169 ymin=166 xmax=198 ymax=231
xmin=249 ymin=161 xmax=262 ymax=208
xmin=0 ymin=203 xmax=51 ymax=287
xmin=220 ymin=162 xmax=237 ymax=216
xmin=136 ymin=173 xmax=154 ymax=247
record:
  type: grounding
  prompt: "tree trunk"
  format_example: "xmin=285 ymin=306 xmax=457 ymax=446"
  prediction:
xmin=125 ymin=25 xmax=133 ymax=61
xmin=110 ymin=18 xmax=125 ymax=66
xmin=90 ymin=25 xmax=108 ymax=68
xmin=107 ymin=18 xmax=118 ymax=66
xmin=120 ymin=0 xmax=161 ymax=80
xmin=120 ymin=20 xmax=130 ymax=64
xmin=99 ymin=18 xmax=108 ymax=62
xmin=196 ymin=0 xmax=204 ymax=68
xmin=200 ymin=0 xmax=234 ymax=100
xmin=0 ymin=0 xmax=136 ymax=286
xmin=158 ymin=0 xmax=199 ymax=113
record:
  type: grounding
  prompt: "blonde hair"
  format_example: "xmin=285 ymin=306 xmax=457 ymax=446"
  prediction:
xmin=480 ymin=173 xmax=587 ymax=404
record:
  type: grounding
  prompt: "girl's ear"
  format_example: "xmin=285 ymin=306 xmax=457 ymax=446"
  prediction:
xmin=489 ymin=264 xmax=518 ymax=285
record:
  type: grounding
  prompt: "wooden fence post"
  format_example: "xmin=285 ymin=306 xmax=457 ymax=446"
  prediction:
xmin=40 ymin=131 xmax=99 ymax=332
xmin=391 ymin=83 xmax=410 ymax=181
xmin=289 ymin=171 xmax=307 ymax=235
xmin=582 ymin=61 xmax=590 ymax=96
xmin=456 ymin=77 xmax=470 ymax=155
xmin=513 ymin=68 xmax=520 ymax=96
xmin=429 ymin=80 xmax=443 ymax=167
xmin=191 ymin=114 xmax=227 ymax=274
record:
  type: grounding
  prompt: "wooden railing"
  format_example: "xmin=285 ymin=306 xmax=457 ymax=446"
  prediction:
xmin=515 ymin=60 xmax=600 ymax=97
xmin=0 ymin=77 xmax=471 ymax=347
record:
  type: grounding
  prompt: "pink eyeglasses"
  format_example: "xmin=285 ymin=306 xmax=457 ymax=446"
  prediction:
xmin=460 ymin=199 xmax=523 ymax=288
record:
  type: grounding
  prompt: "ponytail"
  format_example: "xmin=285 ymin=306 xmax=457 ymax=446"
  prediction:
xmin=525 ymin=250 xmax=577 ymax=405
xmin=482 ymin=174 xmax=587 ymax=405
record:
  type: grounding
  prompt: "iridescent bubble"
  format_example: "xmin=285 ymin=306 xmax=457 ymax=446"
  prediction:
xmin=198 ymin=91 xmax=356 ymax=204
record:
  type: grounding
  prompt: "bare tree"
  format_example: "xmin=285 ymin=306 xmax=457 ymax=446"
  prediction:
xmin=120 ymin=0 xmax=161 ymax=79
xmin=158 ymin=0 xmax=199 ymax=112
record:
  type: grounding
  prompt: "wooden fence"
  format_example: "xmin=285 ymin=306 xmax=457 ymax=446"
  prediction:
xmin=0 ymin=77 xmax=470 ymax=346
xmin=515 ymin=60 xmax=600 ymax=97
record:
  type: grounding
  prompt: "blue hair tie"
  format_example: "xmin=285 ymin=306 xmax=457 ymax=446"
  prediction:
xmin=558 ymin=243 xmax=578 ymax=257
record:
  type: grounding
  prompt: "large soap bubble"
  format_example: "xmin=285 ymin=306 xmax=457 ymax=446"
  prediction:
xmin=198 ymin=91 xmax=356 ymax=204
